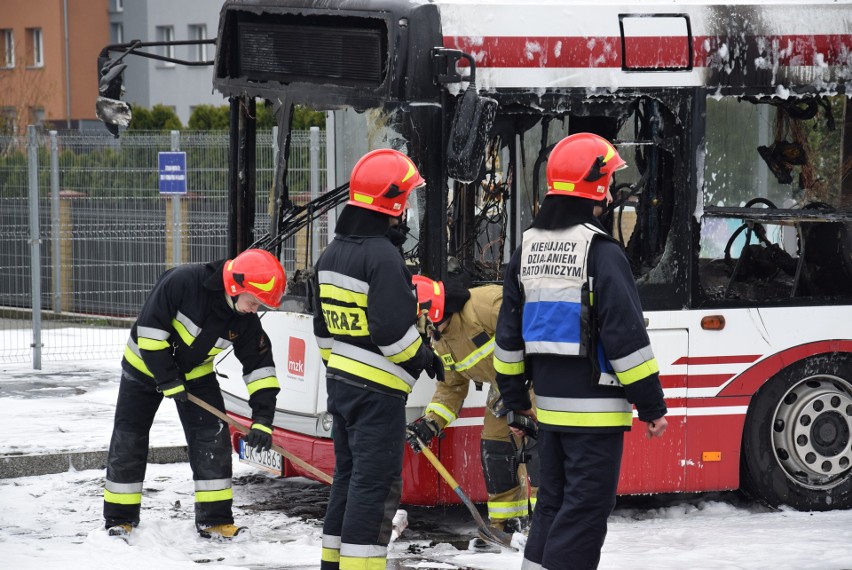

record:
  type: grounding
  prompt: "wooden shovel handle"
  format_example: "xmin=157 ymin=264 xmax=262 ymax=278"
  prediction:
xmin=187 ymin=392 xmax=333 ymax=484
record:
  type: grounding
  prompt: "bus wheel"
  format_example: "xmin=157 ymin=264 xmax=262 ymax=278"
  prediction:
xmin=741 ymin=354 xmax=852 ymax=510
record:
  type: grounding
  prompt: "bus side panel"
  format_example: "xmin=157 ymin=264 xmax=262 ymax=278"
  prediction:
xmin=435 ymin=408 xmax=490 ymax=505
xmin=618 ymin=328 xmax=688 ymax=494
xmin=680 ymin=310 xmax=765 ymax=493
xmin=401 ymin=445 xmax=442 ymax=505
xmin=680 ymin=405 xmax=747 ymax=493
xmin=267 ymin=311 xmax=325 ymax=414
xmin=401 ymin=409 xmax=490 ymax=505
xmin=217 ymin=310 xmax=325 ymax=416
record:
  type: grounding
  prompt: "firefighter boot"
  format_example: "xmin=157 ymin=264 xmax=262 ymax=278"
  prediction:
xmin=197 ymin=523 xmax=247 ymax=539
xmin=504 ymin=516 xmax=530 ymax=535
xmin=107 ymin=522 xmax=134 ymax=537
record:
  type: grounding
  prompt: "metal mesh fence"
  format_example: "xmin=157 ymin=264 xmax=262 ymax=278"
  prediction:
xmin=0 ymin=128 xmax=327 ymax=365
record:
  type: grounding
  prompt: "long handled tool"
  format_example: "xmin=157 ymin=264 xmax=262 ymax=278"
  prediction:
xmin=187 ymin=392 xmax=333 ymax=484
xmin=413 ymin=436 xmax=516 ymax=551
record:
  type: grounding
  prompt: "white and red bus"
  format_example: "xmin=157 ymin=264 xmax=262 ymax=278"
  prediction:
xmin=98 ymin=0 xmax=852 ymax=510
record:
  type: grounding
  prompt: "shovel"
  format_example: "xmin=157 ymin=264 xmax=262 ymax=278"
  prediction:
xmin=413 ymin=435 xmax=516 ymax=551
xmin=186 ymin=392 xmax=333 ymax=484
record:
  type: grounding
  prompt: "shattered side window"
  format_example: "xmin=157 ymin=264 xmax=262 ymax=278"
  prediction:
xmin=699 ymin=95 xmax=852 ymax=304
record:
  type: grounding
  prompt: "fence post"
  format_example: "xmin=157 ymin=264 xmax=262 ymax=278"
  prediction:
xmin=325 ymin=112 xmax=338 ymax=241
xmin=166 ymin=130 xmax=182 ymax=267
xmin=310 ymin=126 xmax=320 ymax=265
xmin=27 ymin=125 xmax=43 ymax=369
xmin=49 ymin=130 xmax=61 ymax=315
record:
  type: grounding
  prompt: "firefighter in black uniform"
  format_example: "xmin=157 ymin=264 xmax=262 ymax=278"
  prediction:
xmin=104 ymin=249 xmax=285 ymax=539
xmin=494 ymin=133 xmax=668 ymax=570
xmin=312 ymin=148 xmax=444 ymax=570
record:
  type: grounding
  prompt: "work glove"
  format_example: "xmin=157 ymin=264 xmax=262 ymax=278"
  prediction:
xmin=245 ymin=423 xmax=273 ymax=452
xmin=160 ymin=378 xmax=187 ymax=402
xmin=405 ymin=416 xmax=441 ymax=452
xmin=423 ymin=350 xmax=446 ymax=382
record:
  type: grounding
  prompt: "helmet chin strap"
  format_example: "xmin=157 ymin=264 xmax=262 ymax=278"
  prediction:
xmin=224 ymin=293 xmax=238 ymax=312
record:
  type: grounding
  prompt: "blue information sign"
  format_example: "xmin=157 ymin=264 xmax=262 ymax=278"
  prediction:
xmin=158 ymin=151 xmax=187 ymax=194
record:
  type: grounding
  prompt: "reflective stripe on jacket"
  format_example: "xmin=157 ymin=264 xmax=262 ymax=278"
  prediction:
xmin=495 ymin=226 xmax=665 ymax=432
xmin=121 ymin=260 xmax=280 ymax=424
xmin=313 ymin=234 xmax=425 ymax=397
xmin=426 ymin=285 xmax=502 ymax=429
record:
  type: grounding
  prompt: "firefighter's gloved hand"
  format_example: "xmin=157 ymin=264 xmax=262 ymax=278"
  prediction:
xmin=423 ymin=351 xmax=445 ymax=382
xmin=245 ymin=423 xmax=273 ymax=452
xmin=160 ymin=379 xmax=187 ymax=402
xmin=405 ymin=417 xmax=441 ymax=452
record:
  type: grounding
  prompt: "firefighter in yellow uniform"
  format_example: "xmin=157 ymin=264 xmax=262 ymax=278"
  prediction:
xmin=406 ymin=275 xmax=539 ymax=544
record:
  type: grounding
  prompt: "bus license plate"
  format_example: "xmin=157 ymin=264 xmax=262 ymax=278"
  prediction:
xmin=239 ymin=438 xmax=283 ymax=475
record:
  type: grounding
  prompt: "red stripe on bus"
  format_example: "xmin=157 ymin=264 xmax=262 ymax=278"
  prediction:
xmin=443 ymin=34 xmax=852 ymax=69
xmin=718 ymin=340 xmax=852 ymax=397
xmin=684 ymin=373 xmax=735 ymax=389
xmin=685 ymin=395 xmax=751 ymax=408
xmin=671 ymin=355 xmax=762 ymax=366
xmin=659 ymin=374 xmax=687 ymax=389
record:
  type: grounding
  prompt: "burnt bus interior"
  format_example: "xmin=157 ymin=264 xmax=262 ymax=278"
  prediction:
xmin=96 ymin=1 xmax=852 ymax=314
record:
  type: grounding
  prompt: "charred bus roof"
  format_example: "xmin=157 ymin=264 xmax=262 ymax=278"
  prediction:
xmin=213 ymin=0 xmax=851 ymax=109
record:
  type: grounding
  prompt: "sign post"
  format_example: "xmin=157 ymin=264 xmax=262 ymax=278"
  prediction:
xmin=159 ymin=137 xmax=186 ymax=266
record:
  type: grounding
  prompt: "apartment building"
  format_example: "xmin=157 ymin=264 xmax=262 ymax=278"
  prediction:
xmin=108 ymin=0 xmax=225 ymax=125
xmin=0 ymin=0 xmax=109 ymax=133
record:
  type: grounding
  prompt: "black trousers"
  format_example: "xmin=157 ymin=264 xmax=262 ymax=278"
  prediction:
xmin=320 ymin=379 xmax=405 ymax=570
xmin=523 ymin=430 xmax=624 ymax=570
xmin=103 ymin=373 xmax=233 ymax=527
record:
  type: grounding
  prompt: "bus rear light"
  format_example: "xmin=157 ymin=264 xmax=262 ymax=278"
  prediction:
xmin=701 ymin=315 xmax=726 ymax=330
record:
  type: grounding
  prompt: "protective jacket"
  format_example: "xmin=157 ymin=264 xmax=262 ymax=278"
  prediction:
xmin=424 ymin=284 xmax=538 ymax=525
xmin=313 ymin=229 xmax=431 ymax=398
xmin=121 ymin=260 xmax=279 ymax=423
xmin=495 ymin=221 xmax=666 ymax=433
xmin=425 ymin=285 xmax=502 ymax=428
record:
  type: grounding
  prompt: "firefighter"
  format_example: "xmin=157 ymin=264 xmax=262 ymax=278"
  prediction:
xmin=312 ymin=148 xmax=444 ymax=570
xmin=406 ymin=275 xmax=539 ymax=547
xmin=494 ymin=133 xmax=668 ymax=570
xmin=104 ymin=248 xmax=285 ymax=539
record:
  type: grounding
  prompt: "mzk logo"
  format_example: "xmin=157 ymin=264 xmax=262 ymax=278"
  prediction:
xmin=288 ymin=336 xmax=306 ymax=377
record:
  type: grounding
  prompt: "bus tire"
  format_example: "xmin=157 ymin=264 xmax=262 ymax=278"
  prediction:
xmin=741 ymin=353 xmax=852 ymax=511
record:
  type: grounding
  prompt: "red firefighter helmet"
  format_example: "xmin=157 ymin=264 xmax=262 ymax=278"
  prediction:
xmin=348 ymin=149 xmax=426 ymax=216
xmin=412 ymin=274 xmax=445 ymax=323
xmin=546 ymin=133 xmax=627 ymax=200
xmin=222 ymin=249 xmax=286 ymax=308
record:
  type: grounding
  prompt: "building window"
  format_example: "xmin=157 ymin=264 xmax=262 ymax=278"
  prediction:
xmin=30 ymin=107 xmax=45 ymax=127
xmin=1 ymin=29 xmax=14 ymax=68
xmin=188 ymin=24 xmax=207 ymax=62
xmin=1 ymin=107 xmax=17 ymax=134
xmin=156 ymin=26 xmax=175 ymax=66
xmin=111 ymin=23 xmax=123 ymax=44
xmin=27 ymin=28 xmax=43 ymax=67
xmin=115 ymin=0 xmax=123 ymax=12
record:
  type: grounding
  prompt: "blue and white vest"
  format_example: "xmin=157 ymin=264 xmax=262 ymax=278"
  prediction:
xmin=519 ymin=223 xmax=619 ymax=386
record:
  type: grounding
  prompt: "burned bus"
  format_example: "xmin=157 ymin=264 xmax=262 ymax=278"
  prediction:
xmin=97 ymin=0 xmax=852 ymax=510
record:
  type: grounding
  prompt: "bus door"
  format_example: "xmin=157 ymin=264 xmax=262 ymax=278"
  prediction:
xmin=619 ymin=325 xmax=689 ymax=495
